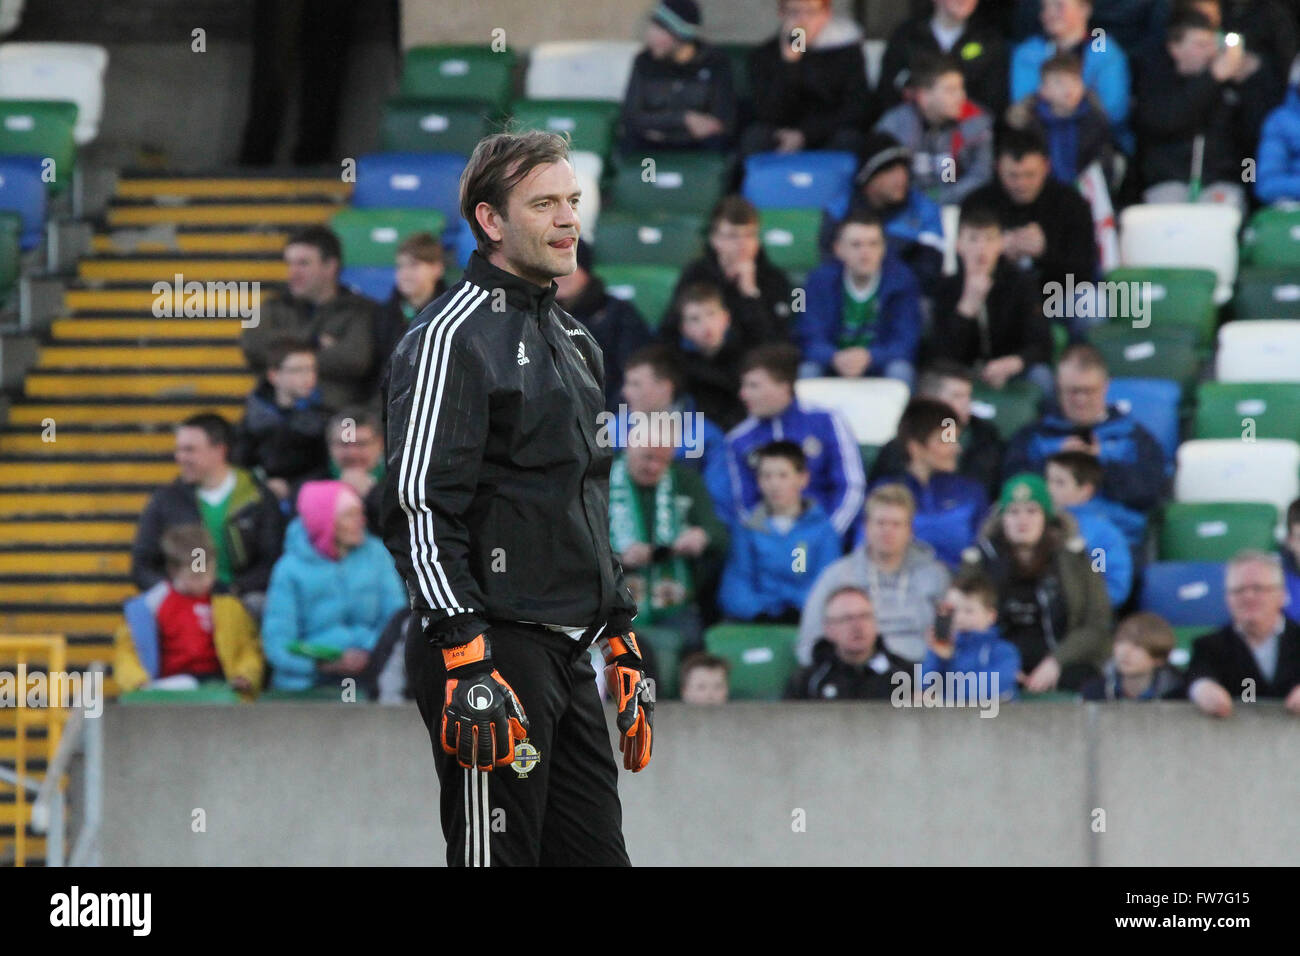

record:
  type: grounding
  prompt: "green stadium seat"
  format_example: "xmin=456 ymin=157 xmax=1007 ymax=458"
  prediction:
xmin=1240 ymin=206 xmax=1300 ymax=267
xmin=606 ymin=151 xmax=728 ymax=215
xmin=0 ymin=98 xmax=77 ymax=194
xmin=1193 ymin=382 xmax=1300 ymax=442
xmin=1088 ymin=323 xmax=1201 ymax=390
xmin=860 ymin=443 xmax=881 ymax=475
xmin=509 ymin=98 xmax=618 ymax=158
xmin=636 ymin=624 xmax=686 ymax=700
xmin=759 ymin=207 xmax=824 ymax=278
xmin=400 ymin=45 xmax=517 ymax=110
xmin=970 ymin=379 xmax=1043 ymax=440
xmin=595 ymin=209 xmax=704 ymax=267
xmin=381 ymin=97 xmax=495 ymax=155
xmin=331 ymin=207 xmax=447 ymax=266
xmin=703 ymin=623 xmax=799 ymax=700
xmin=596 ymin=262 xmax=677 ymax=328
xmin=1232 ymin=267 xmax=1300 ymax=320
xmin=1157 ymin=501 xmax=1278 ymax=561
xmin=1169 ymin=625 xmax=1209 ymax=668
xmin=1103 ymin=266 xmax=1218 ymax=350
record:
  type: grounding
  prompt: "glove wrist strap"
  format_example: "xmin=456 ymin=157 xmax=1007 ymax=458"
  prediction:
xmin=442 ymin=633 xmax=491 ymax=671
xmin=600 ymin=630 xmax=642 ymax=664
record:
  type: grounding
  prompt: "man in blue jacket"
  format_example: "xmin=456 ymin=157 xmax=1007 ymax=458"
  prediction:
xmin=1255 ymin=64 xmax=1300 ymax=204
xmin=707 ymin=343 xmax=865 ymax=539
xmin=796 ymin=210 xmax=922 ymax=385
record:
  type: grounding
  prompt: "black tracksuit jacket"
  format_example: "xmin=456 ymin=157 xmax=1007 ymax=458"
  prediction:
xmin=380 ymin=251 xmax=638 ymax=649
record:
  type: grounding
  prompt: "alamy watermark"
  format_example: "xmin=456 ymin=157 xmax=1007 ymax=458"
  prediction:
xmin=0 ymin=667 xmax=104 ymax=718
xmin=890 ymin=665 xmax=1003 ymax=718
xmin=595 ymin=405 xmax=705 ymax=459
xmin=1044 ymin=274 xmax=1153 ymax=328
xmin=152 ymin=273 xmax=261 ymax=328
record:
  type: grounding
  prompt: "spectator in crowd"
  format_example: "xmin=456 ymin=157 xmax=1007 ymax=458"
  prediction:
xmin=1134 ymin=7 xmax=1255 ymax=212
xmin=742 ymin=0 xmax=870 ymax=156
xmin=880 ymin=0 xmax=1010 ymax=115
xmin=618 ymin=345 xmax=725 ymax=473
xmin=829 ymin=132 xmax=946 ymax=291
xmin=1186 ymin=551 xmax=1300 ymax=717
xmin=555 ymin=240 xmax=654 ymax=412
xmin=1003 ymin=343 xmax=1165 ymax=548
xmin=1011 ymin=0 xmax=1133 ymax=152
xmin=875 ymin=53 xmax=995 ymax=205
xmin=326 ymin=407 xmax=386 ymax=536
xmin=261 ymin=480 xmax=407 ymax=694
xmin=797 ymin=210 xmax=923 ymax=384
xmin=132 ymin=413 xmax=284 ymax=621
xmin=798 ymin=484 xmax=951 ymax=664
xmin=786 ymin=585 xmax=912 ymax=699
xmin=1256 ymin=59 xmax=1300 ymax=204
xmin=708 ymin=344 xmax=866 ymax=539
xmin=610 ymin=431 xmax=729 ymax=650
xmin=679 ymin=651 xmax=731 ymax=704
xmin=921 ymin=570 xmax=1021 ymax=702
xmin=1009 ymin=0 xmax=1169 ymax=61
xmin=661 ymin=197 xmax=794 ymax=350
xmin=963 ymin=128 xmax=1098 ymax=319
xmin=926 ymin=201 xmax=1054 ymax=394
xmin=233 ymin=337 xmax=330 ymax=509
xmin=372 ymin=232 xmax=447 ymax=384
xmin=619 ymin=0 xmax=736 ymax=152
xmin=870 ymin=398 xmax=989 ymax=568
xmin=1220 ymin=0 xmax=1297 ymax=111
xmin=114 ymin=524 xmax=264 ymax=699
xmin=718 ymin=441 xmax=844 ymax=622
xmin=1283 ymin=497 xmax=1300 ymax=611
xmin=1080 ymin=611 xmax=1186 ymax=700
xmin=241 ymin=226 xmax=378 ymax=412
xmin=1004 ymin=52 xmax=1115 ymax=184
xmin=668 ymin=281 xmax=750 ymax=430
xmin=870 ymin=360 xmax=1005 ymax=495
xmin=962 ymin=473 xmax=1113 ymax=692
xmin=1045 ymin=449 xmax=1134 ymax=606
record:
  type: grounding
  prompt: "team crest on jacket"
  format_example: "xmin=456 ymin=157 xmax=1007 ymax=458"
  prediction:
xmin=802 ymin=436 xmax=822 ymax=459
xmin=512 ymin=740 xmax=541 ymax=778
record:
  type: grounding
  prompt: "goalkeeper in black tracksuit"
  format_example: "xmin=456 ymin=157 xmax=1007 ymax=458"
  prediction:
xmin=380 ymin=130 xmax=654 ymax=867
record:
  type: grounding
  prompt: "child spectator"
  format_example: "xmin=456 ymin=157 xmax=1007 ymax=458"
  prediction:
xmin=1256 ymin=59 xmax=1300 ymax=204
xmin=1005 ymin=51 xmax=1113 ymax=184
xmin=874 ymin=53 xmax=994 ymax=205
xmin=618 ymin=344 xmax=725 ymax=474
xmin=797 ymin=210 xmax=923 ymax=385
xmin=669 ymin=281 xmax=749 ymax=430
xmin=261 ymin=480 xmax=407 ymax=693
xmin=233 ymin=336 xmax=331 ymax=509
xmin=114 ymin=524 xmax=264 ymax=698
xmin=718 ymin=440 xmax=844 ymax=622
xmin=1080 ymin=611 xmax=1186 ymax=700
xmin=1045 ymin=449 xmax=1134 ymax=607
xmin=786 ymin=585 xmax=912 ymax=699
xmin=921 ymin=570 xmax=1021 ymax=702
xmin=372 ymin=232 xmax=447 ymax=380
xmin=679 ymin=651 xmax=731 ymax=704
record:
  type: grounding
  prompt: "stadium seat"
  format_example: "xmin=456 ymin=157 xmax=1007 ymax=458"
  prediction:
xmin=970 ymin=379 xmax=1042 ymax=440
xmin=1088 ymin=323 xmax=1200 ymax=388
xmin=1232 ymin=268 xmax=1300 ymax=320
xmin=1158 ymin=501 xmax=1278 ymax=561
xmin=330 ymin=207 xmax=447 ymax=266
xmin=1215 ymin=320 xmax=1300 ymax=382
xmin=0 ymin=43 xmax=108 ymax=144
xmin=380 ymin=98 xmax=494 ymax=155
xmin=703 ymin=623 xmax=799 ymax=700
xmin=399 ymin=45 xmax=517 ymax=110
xmin=742 ymin=151 xmax=858 ymax=219
xmin=353 ymin=153 xmax=465 ymax=219
xmin=607 ymin=151 xmax=728 ymax=216
xmin=1107 ymin=377 xmax=1181 ymax=463
xmin=0 ymin=155 xmax=46 ymax=249
xmin=524 ymin=41 xmax=640 ymax=101
xmin=594 ymin=209 xmax=704 ymax=267
xmin=758 ymin=207 xmax=824 ymax=280
xmin=1193 ymin=382 xmax=1300 ymax=443
xmin=340 ymin=266 xmax=396 ymax=302
xmin=1174 ymin=438 xmax=1300 ymax=517
xmin=793 ymin=377 xmax=910 ymax=446
xmin=0 ymin=98 xmax=77 ymax=194
xmin=509 ymin=98 xmax=619 ymax=158
xmin=596 ymin=263 xmax=676 ymax=328
xmin=1102 ymin=266 xmax=1218 ymax=349
xmin=1118 ymin=203 xmax=1241 ymax=304
xmin=1169 ymin=626 xmax=1203 ymax=668
xmin=1239 ymin=205 xmax=1300 ymax=267
xmin=1140 ymin=561 xmax=1227 ymax=628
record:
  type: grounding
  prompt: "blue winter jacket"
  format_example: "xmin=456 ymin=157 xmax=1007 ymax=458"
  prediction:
xmin=1010 ymin=34 xmax=1132 ymax=152
xmin=1065 ymin=499 xmax=1133 ymax=606
xmin=797 ymin=256 xmax=923 ymax=374
xmin=867 ymin=470 xmax=988 ymax=568
xmin=261 ymin=519 xmax=408 ymax=690
xmin=718 ymin=500 xmax=844 ymax=621
xmin=1257 ymin=86 xmax=1300 ymax=204
xmin=921 ymin=625 xmax=1021 ymax=701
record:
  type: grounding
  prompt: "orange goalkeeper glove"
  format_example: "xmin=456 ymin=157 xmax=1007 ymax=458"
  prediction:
xmin=440 ymin=634 xmax=529 ymax=771
xmin=600 ymin=630 xmax=654 ymax=772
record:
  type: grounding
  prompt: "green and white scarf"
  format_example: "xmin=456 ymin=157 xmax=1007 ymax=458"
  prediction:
xmin=609 ymin=456 xmax=692 ymax=621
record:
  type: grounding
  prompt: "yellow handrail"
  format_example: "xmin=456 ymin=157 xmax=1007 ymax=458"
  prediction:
xmin=0 ymin=635 xmax=67 ymax=867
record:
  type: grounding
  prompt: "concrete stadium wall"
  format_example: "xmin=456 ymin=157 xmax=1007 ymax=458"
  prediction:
xmin=100 ymin=702 xmax=1300 ymax=866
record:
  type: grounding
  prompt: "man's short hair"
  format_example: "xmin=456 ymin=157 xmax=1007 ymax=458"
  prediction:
xmin=459 ymin=129 xmax=572 ymax=253
xmin=624 ymin=344 xmax=684 ymax=397
xmin=910 ymin=52 xmax=964 ymax=90
xmin=397 ymin=231 xmax=444 ymax=263
xmin=1112 ymin=611 xmax=1177 ymax=661
xmin=896 ymin=397 xmax=959 ymax=451
xmin=676 ymin=280 xmax=726 ymax=313
xmin=1040 ymin=50 xmax=1083 ymax=78
xmin=825 ymin=583 xmax=873 ymax=610
xmin=285 ymin=225 xmax=343 ymax=265
xmin=328 ymin=406 xmax=381 ymax=441
xmin=951 ymin=568 xmax=998 ymax=612
xmin=996 ymin=126 xmax=1050 ymax=161
xmin=709 ymin=194 xmax=760 ymax=230
xmin=756 ymin=439 xmax=807 ymax=473
xmin=1226 ymin=549 xmax=1285 ymax=586
xmin=266 ymin=336 xmax=317 ymax=370
xmin=161 ymin=523 xmax=215 ymax=574
xmin=918 ymin=360 xmax=975 ymax=395
xmin=1046 ymin=449 xmax=1104 ymax=491
xmin=179 ymin=412 xmax=234 ymax=452
xmin=679 ymin=651 xmax=730 ymax=683
xmin=1057 ymin=342 xmax=1108 ymax=375
xmin=866 ymin=482 xmax=917 ymax=518
xmin=739 ymin=342 xmax=800 ymax=385
xmin=958 ymin=199 xmax=1003 ymax=233
xmin=1167 ymin=6 xmax=1216 ymax=43
xmin=831 ymin=208 xmax=884 ymax=244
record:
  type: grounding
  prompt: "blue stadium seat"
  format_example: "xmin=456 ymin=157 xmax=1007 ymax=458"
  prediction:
xmin=742 ymin=151 xmax=857 ymax=219
xmin=1107 ymin=377 xmax=1181 ymax=465
xmin=1139 ymin=561 xmax=1227 ymax=628
xmin=0 ymin=155 xmax=45 ymax=249
xmin=353 ymin=152 xmax=465 ymax=218
xmin=340 ymin=266 xmax=395 ymax=302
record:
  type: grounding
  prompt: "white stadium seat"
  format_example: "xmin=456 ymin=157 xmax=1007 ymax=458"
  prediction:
xmin=1174 ymin=438 xmax=1300 ymax=517
xmin=524 ymin=41 xmax=640 ymax=101
xmin=1215 ymin=320 xmax=1300 ymax=382
xmin=793 ymin=377 xmax=910 ymax=446
xmin=1119 ymin=202 xmax=1241 ymax=304
xmin=570 ymin=149 xmax=602 ymax=239
xmin=0 ymin=42 xmax=108 ymax=144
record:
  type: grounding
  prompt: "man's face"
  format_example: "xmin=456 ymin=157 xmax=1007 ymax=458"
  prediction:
xmin=709 ymin=219 xmax=760 ymax=271
xmin=479 ymin=159 xmax=581 ymax=286
xmin=1169 ymin=28 xmax=1219 ymax=75
xmin=1056 ymin=360 xmax=1109 ymax=426
xmin=948 ymin=587 xmax=997 ymax=634
xmin=1001 ymin=501 xmax=1046 ymax=545
xmin=284 ymin=243 xmax=337 ymax=302
xmin=645 ymin=21 xmax=679 ymax=59
xmin=956 ymin=224 xmax=1003 ymax=274
xmin=626 ymin=442 xmax=674 ymax=486
xmin=739 ymin=368 xmax=793 ymax=419
xmin=929 ymin=376 xmax=972 ymax=425
xmin=1045 ymin=461 xmax=1090 ymax=508
xmin=998 ymin=152 xmax=1050 ymax=205
xmin=823 ymin=590 xmax=879 ymax=665
xmin=268 ymin=351 xmax=317 ymax=402
xmin=174 ymin=426 xmax=226 ymax=484
xmin=1041 ymin=0 xmax=1089 ymax=40
xmin=757 ymin=456 xmax=808 ymax=511
xmin=834 ymin=223 xmax=886 ymax=281
xmin=918 ymin=72 xmax=966 ymax=124
xmin=1226 ymin=560 xmax=1287 ymax=636
xmin=621 ymin=364 xmax=674 ymax=413
xmin=780 ymin=0 xmax=831 ymax=40
xmin=681 ymin=299 xmax=730 ymax=354
xmin=911 ymin=427 xmax=962 ymax=473
xmin=395 ymin=252 xmax=444 ymax=305
xmin=1040 ymin=70 xmax=1086 ymax=115
xmin=329 ymin=424 xmax=381 ymax=471
xmin=863 ymin=163 xmax=910 ymax=207
xmin=865 ymin=503 xmax=913 ymax=557
xmin=681 ymin=667 xmax=729 ymax=704
xmin=935 ymin=0 xmax=978 ymax=22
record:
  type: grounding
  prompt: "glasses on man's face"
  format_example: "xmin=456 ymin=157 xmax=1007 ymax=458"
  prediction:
xmin=1228 ymin=583 xmax=1279 ymax=597
xmin=825 ymin=612 xmax=874 ymax=628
